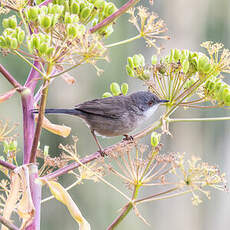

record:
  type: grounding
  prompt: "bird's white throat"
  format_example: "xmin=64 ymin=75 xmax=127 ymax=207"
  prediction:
xmin=143 ymin=104 xmax=159 ymax=119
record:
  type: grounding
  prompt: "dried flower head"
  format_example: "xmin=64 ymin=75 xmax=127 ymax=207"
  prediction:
xmin=201 ymin=41 xmax=230 ymax=73
xmin=1 ymin=0 xmax=28 ymax=11
xmin=128 ymin=6 xmax=169 ymax=53
xmin=0 ymin=120 xmax=18 ymax=142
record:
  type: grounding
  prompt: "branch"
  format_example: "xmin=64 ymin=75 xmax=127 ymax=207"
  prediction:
xmin=42 ymin=120 xmax=162 ymax=180
xmin=0 ymin=64 xmax=23 ymax=90
xmin=0 ymin=159 xmax=16 ymax=170
xmin=168 ymin=116 xmax=230 ymax=123
xmin=107 ymin=203 xmax=133 ymax=230
xmin=90 ymin=0 xmax=140 ymax=33
xmin=0 ymin=215 xmax=19 ymax=230
xmin=30 ymin=80 xmax=49 ymax=163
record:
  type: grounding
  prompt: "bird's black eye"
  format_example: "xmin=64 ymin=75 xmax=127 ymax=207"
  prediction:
xmin=148 ymin=100 xmax=154 ymax=106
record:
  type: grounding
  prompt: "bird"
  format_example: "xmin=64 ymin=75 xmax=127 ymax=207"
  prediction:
xmin=33 ymin=91 xmax=168 ymax=156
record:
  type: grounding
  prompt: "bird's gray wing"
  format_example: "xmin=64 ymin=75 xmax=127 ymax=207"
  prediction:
xmin=74 ymin=96 xmax=128 ymax=118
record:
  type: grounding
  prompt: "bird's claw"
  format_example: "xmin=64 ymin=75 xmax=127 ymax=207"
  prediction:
xmin=123 ymin=134 xmax=134 ymax=141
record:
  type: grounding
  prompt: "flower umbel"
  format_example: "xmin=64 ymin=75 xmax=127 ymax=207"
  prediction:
xmin=128 ymin=6 xmax=169 ymax=53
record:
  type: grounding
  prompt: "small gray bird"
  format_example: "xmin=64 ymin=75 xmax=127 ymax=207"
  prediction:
xmin=33 ymin=91 xmax=168 ymax=155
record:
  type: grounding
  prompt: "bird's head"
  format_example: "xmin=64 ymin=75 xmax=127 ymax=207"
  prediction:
xmin=130 ymin=91 xmax=168 ymax=117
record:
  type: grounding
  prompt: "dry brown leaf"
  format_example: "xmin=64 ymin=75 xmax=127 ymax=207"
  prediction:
xmin=45 ymin=180 xmax=90 ymax=230
xmin=34 ymin=115 xmax=71 ymax=138
xmin=0 ymin=88 xmax=17 ymax=103
xmin=2 ymin=171 xmax=20 ymax=230
xmin=16 ymin=166 xmax=35 ymax=229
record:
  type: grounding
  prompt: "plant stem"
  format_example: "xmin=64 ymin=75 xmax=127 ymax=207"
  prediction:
xmin=0 ymin=159 xmax=16 ymax=170
xmin=0 ymin=64 xmax=23 ymax=90
xmin=90 ymin=0 xmax=140 ymax=33
xmin=25 ymin=164 xmax=42 ymax=230
xmin=106 ymin=202 xmax=133 ymax=230
xmin=0 ymin=215 xmax=19 ymax=230
xmin=30 ymin=79 xmax=49 ymax=163
xmin=168 ymin=116 xmax=230 ymax=123
xmin=106 ymin=34 xmax=142 ymax=48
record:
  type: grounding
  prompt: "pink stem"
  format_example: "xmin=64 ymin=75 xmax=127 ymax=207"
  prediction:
xmin=90 ymin=0 xmax=140 ymax=33
xmin=26 ymin=164 xmax=41 ymax=230
xmin=0 ymin=159 xmax=16 ymax=170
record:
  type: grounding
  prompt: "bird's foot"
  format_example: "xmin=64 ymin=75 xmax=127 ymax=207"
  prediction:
xmin=99 ymin=149 xmax=107 ymax=157
xmin=123 ymin=134 xmax=134 ymax=141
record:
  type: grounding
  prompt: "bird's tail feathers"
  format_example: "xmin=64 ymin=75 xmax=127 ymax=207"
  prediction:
xmin=32 ymin=108 xmax=81 ymax=116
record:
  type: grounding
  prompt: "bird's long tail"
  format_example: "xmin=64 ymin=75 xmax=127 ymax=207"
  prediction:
xmin=32 ymin=108 xmax=81 ymax=116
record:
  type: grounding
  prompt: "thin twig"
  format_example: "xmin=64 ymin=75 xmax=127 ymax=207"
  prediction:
xmin=0 ymin=215 xmax=19 ymax=230
xmin=0 ymin=64 xmax=23 ymax=90
xmin=0 ymin=159 xmax=16 ymax=170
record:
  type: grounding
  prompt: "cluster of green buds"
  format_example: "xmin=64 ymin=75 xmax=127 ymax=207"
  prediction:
xmin=25 ymin=4 xmax=64 ymax=31
xmin=126 ymin=54 xmax=150 ymax=80
xmin=52 ymin=0 xmax=117 ymax=37
xmin=151 ymin=131 xmax=161 ymax=147
xmin=103 ymin=82 xmax=129 ymax=98
xmin=162 ymin=49 xmax=218 ymax=78
xmin=27 ymin=33 xmax=54 ymax=58
xmin=3 ymin=139 xmax=18 ymax=156
xmin=0 ymin=16 xmax=25 ymax=49
xmin=204 ymin=77 xmax=230 ymax=106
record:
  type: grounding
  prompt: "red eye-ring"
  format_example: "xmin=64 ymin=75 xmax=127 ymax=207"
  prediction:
xmin=148 ymin=101 xmax=153 ymax=106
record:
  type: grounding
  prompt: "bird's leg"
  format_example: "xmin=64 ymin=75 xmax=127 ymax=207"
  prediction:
xmin=91 ymin=130 xmax=107 ymax=157
xmin=123 ymin=134 xmax=134 ymax=141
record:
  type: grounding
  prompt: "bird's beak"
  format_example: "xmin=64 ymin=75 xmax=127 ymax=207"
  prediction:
xmin=159 ymin=99 xmax=169 ymax=103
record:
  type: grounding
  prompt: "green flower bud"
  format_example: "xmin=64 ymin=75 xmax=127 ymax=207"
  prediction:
xmin=126 ymin=65 xmax=135 ymax=77
xmin=133 ymin=54 xmax=142 ymax=67
xmin=217 ymin=86 xmax=229 ymax=101
xmin=198 ymin=55 xmax=212 ymax=74
xmin=10 ymin=38 xmax=18 ymax=49
xmin=138 ymin=70 xmax=150 ymax=81
xmin=46 ymin=47 xmax=54 ymax=57
xmin=31 ymin=35 xmax=40 ymax=49
xmin=64 ymin=12 xmax=72 ymax=24
xmin=80 ymin=2 xmax=86 ymax=11
xmin=39 ymin=5 xmax=48 ymax=15
xmin=151 ymin=132 xmax=161 ymax=147
xmin=110 ymin=82 xmax=121 ymax=96
xmin=67 ymin=24 xmax=78 ymax=38
xmin=71 ymin=2 xmax=80 ymax=14
xmin=0 ymin=36 xmax=6 ymax=47
xmin=27 ymin=7 xmax=39 ymax=21
xmin=173 ymin=49 xmax=181 ymax=62
xmin=105 ymin=2 xmax=116 ymax=16
xmin=17 ymin=29 xmax=25 ymax=44
xmin=102 ymin=92 xmax=113 ymax=98
xmin=44 ymin=145 xmax=49 ymax=157
xmin=39 ymin=43 xmax=48 ymax=54
xmin=9 ymin=140 xmax=17 ymax=151
xmin=2 ymin=18 xmax=9 ymax=28
xmin=94 ymin=0 xmax=105 ymax=9
xmin=224 ymin=93 xmax=230 ymax=106
xmin=184 ymin=78 xmax=195 ymax=89
xmin=121 ymin=83 xmax=128 ymax=95
xmin=80 ymin=7 xmax=91 ymax=21
xmin=8 ymin=15 xmax=17 ymax=29
xmin=138 ymin=54 xmax=145 ymax=66
xmin=181 ymin=49 xmax=189 ymax=62
xmin=151 ymin=55 xmax=158 ymax=65
xmin=127 ymin=57 xmax=134 ymax=69
xmin=182 ymin=60 xmax=189 ymax=74
xmin=39 ymin=15 xmax=52 ymax=29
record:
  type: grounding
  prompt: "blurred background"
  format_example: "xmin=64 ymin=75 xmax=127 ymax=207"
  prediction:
xmin=0 ymin=0 xmax=230 ymax=229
